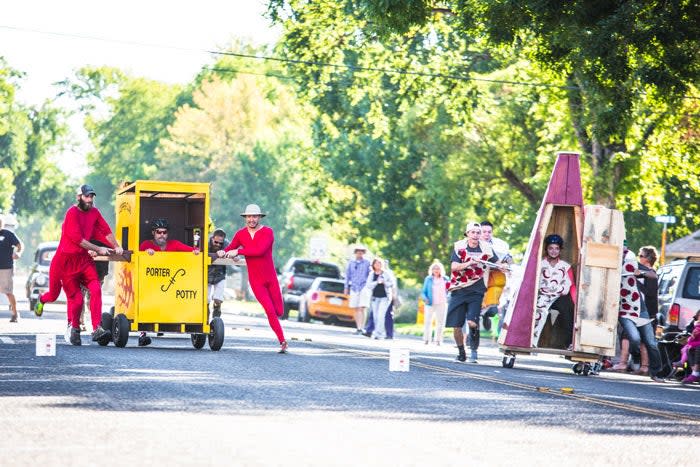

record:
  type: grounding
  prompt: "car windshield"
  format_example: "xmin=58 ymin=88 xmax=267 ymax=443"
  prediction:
xmin=39 ymin=249 xmax=56 ymax=266
xmin=682 ymin=267 xmax=700 ymax=300
xmin=294 ymin=262 xmax=339 ymax=277
xmin=658 ymin=264 xmax=685 ymax=296
xmin=317 ymin=281 xmax=344 ymax=293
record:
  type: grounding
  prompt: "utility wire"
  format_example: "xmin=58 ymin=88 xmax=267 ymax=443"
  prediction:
xmin=3 ymin=24 xmax=699 ymax=100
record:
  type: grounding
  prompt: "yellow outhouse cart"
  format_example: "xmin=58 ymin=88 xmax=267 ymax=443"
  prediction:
xmin=103 ymin=180 xmax=225 ymax=350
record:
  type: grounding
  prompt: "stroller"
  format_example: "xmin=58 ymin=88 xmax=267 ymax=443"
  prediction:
xmin=657 ymin=330 xmax=690 ymax=380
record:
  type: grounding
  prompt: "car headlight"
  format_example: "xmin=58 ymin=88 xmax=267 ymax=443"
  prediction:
xmin=35 ymin=274 xmax=48 ymax=287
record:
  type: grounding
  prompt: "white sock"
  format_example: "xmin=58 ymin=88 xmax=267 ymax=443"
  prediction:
xmin=693 ymin=371 xmax=700 ymax=377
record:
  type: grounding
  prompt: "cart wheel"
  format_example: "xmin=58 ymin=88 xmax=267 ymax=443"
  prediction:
xmin=191 ymin=333 xmax=206 ymax=349
xmin=572 ymin=362 xmax=583 ymax=374
xmin=208 ymin=317 xmax=225 ymax=351
xmin=112 ymin=314 xmax=130 ymax=348
xmin=97 ymin=311 xmax=113 ymax=346
xmin=502 ymin=355 xmax=515 ymax=368
xmin=109 ymin=306 xmax=115 ymax=316
xmin=582 ymin=363 xmax=591 ymax=376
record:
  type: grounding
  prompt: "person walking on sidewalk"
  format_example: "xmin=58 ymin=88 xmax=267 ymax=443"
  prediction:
xmin=0 ymin=216 xmax=23 ymax=322
xmin=34 ymin=185 xmax=121 ymax=346
xmin=344 ymin=244 xmax=371 ymax=334
xmin=218 ymin=204 xmax=288 ymax=353
xmin=421 ymin=261 xmax=449 ymax=345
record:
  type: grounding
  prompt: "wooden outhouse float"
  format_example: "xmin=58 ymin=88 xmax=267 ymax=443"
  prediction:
xmin=100 ymin=180 xmax=229 ymax=350
xmin=498 ymin=153 xmax=625 ymax=374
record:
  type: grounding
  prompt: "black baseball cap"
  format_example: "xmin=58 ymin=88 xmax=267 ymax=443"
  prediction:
xmin=77 ymin=184 xmax=97 ymax=196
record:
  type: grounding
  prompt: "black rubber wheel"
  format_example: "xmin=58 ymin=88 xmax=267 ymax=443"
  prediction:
xmin=191 ymin=333 xmax=206 ymax=349
xmin=502 ymin=355 xmax=515 ymax=368
xmin=112 ymin=313 xmax=130 ymax=348
xmin=572 ymin=362 xmax=583 ymax=374
xmin=582 ymin=363 xmax=591 ymax=376
xmin=296 ymin=301 xmax=305 ymax=322
xmin=208 ymin=317 xmax=225 ymax=351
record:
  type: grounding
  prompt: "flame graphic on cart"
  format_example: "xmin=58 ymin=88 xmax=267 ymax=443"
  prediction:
xmin=117 ymin=268 xmax=134 ymax=310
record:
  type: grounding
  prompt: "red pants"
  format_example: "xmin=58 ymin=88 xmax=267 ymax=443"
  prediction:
xmin=250 ymin=279 xmax=286 ymax=343
xmin=40 ymin=252 xmax=102 ymax=330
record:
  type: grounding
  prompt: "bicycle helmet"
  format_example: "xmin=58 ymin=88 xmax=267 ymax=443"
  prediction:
xmin=151 ymin=218 xmax=169 ymax=230
xmin=544 ymin=234 xmax=564 ymax=247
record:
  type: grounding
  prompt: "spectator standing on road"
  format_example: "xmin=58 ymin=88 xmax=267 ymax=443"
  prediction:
xmin=0 ymin=217 xmax=23 ymax=322
xmin=532 ymin=234 xmax=576 ymax=349
xmin=364 ymin=259 xmax=400 ymax=339
xmin=445 ymin=222 xmax=502 ymax=363
xmin=421 ymin=261 xmax=449 ymax=345
xmin=364 ymin=258 xmax=394 ymax=340
xmin=218 ymin=204 xmax=288 ymax=353
xmin=344 ymin=245 xmax=371 ymax=334
xmin=480 ymin=220 xmax=511 ymax=331
xmin=137 ymin=218 xmax=199 ymax=346
xmin=631 ymin=246 xmax=659 ymax=374
xmin=34 ymin=185 xmax=120 ymax=346
xmin=614 ymin=245 xmax=665 ymax=383
xmin=207 ymin=229 xmax=228 ymax=321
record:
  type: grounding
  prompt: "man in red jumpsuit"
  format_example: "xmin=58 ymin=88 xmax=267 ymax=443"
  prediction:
xmin=137 ymin=218 xmax=199 ymax=346
xmin=218 ymin=204 xmax=288 ymax=353
xmin=139 ymin=218 xmax=200 ymax=255
xmin=34 ymin=184 xmax=122 ymax=346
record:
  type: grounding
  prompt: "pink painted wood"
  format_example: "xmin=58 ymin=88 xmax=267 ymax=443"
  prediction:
xmin=502 ymin=153 xmax=584 ymax=348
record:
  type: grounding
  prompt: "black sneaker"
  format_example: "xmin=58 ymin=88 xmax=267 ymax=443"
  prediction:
xmin=138 ymin=332 xmax=152 ymax=347
xmin=91 ymin=326 xmax=111 ymax=342
xmin=70 ymin=327 xmax=82 ymax=346
xmin=456 ymin=353 xmax=467 ymax=362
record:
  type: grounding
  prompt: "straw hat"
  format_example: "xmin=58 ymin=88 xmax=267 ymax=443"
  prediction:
xmin=240 ymin=204 xmax=266 ymax=217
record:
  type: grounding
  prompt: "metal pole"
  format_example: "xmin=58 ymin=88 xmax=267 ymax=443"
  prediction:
xmin=660 ymin=222 xmax=667 ymax=266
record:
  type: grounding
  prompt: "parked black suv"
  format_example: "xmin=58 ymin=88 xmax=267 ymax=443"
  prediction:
xmin=278 ymin=258 xmax=341 ymax=319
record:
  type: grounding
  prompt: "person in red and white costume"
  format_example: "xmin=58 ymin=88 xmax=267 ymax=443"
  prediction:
xmin=532 ymin=234 xmax=577 ymax=349
xmin=35 ymin=184 xmax=122 ymax=346
xmin=218 ymin=204 xmax=288 ymax=353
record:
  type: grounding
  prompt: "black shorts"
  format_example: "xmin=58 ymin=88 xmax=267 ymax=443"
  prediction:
xmin=445 ymin=290 xmax=484 ymax=328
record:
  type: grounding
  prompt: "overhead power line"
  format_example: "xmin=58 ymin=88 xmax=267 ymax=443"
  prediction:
xmin=2 ymin=24 xmax=699 ymax=100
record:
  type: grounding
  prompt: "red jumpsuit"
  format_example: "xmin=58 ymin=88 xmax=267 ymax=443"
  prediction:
xmin=224 ymin=226 xmax=285 ymax=343
xmin=139 ymin=239 xmax=195 ymax=252
xmin=40 ymin=206 xmax=113 ymax=330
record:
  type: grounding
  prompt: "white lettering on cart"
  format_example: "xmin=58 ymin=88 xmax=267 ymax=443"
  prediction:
xmin=176 ymin=290 xmax=197 ymax=300
xmin=146 ymin=268 xmax=171 ymax=277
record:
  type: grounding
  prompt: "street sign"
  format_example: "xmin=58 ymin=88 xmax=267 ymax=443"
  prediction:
xmin=309 ymin=235 xmax=328 ymax=259
xmin=654 ymin=215 xmax=676 ymax=224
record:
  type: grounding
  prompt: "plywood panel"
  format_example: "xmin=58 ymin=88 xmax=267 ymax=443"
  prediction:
xmin=575 ymin=205 xmax=624 ymax=351
xmin=584 ymin=243 xmax=621 ymax=269
xmin=578 ymin=319 xmax=616 ymax=348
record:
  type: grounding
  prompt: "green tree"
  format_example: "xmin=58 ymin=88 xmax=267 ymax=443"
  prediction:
xmin=62 ymin=66 xmax=183 ymax=224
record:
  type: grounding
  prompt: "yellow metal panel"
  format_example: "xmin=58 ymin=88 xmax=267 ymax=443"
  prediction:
xmin=114 ymin=260 xmax=137 ymax=323
xmin=137 ymin=252 xmax=206 ymax=323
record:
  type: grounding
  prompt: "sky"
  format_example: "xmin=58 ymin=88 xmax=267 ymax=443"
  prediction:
xmin=0 ymin=0 xmax=281 ymax=177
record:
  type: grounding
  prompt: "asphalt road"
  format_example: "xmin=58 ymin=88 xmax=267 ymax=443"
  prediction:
xmin=1 ymin=289 xmax=698 ymax=466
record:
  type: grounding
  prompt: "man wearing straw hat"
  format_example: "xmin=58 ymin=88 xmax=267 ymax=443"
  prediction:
xmin=344 ymin=244 xmax=371 ymax=334
xmin=218 ymin=204 xmax=288 ymax=353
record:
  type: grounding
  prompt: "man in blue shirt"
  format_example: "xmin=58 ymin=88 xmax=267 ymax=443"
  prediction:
xmin=344 ymin=244 xmax=371 ymax=334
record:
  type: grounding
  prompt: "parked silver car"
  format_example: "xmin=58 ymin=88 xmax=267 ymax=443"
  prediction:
xmin=657 ymin=257 xmax=700 ymax=332
xmin=25 ymin=241 xmax=65 ymax=310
